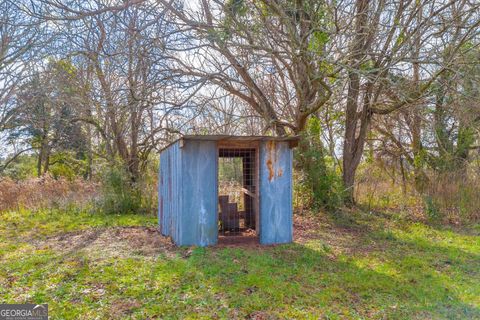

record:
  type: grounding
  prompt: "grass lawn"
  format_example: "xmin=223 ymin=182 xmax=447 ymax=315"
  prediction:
xmin=0 ymin=207 xmax=479 ymax=319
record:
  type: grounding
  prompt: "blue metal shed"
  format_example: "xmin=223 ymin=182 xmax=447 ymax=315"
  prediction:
xmin=158 ymin=135 xmax=299 ymax=246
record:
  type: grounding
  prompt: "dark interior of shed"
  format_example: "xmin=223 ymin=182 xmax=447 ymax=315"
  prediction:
xmin=218 ymin=148 xmax=258 ymax=243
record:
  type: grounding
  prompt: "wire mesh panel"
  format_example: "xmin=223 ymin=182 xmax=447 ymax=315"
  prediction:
xmin=218 ymin=148 xmax=257 ymax=239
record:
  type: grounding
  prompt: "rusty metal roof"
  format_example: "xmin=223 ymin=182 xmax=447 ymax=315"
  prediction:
xmin=160 ymin=135 xmax=300 ymax=153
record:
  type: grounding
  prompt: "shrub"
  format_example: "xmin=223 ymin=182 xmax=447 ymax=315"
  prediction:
xmin=97 ymin=158 xmax=158 ymax=215
xmin=98 ymin=166 xmax=142 ymax=215
xmin=294 ymin=117 xmax=344 ymax=212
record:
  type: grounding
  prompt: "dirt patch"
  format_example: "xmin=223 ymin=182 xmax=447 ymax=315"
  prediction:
xmin=34 ymin=226 xmax=177 ymax=258
xmin=217 ymin=235 xmax=261 ymax=248
xmin=293 ymin=214 xmax=382 ymax=255
xmin=32 ymin=215 xmax=381 ymax=255
xmin=294 ymin=215 xmax=328 ymax=243
xmin=109 ymin=299 xmax=142 ymax=319
xmin=248 ymin=311 xmax=274 ymax=320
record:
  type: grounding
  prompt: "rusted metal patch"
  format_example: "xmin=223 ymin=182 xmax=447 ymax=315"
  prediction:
xmin=266 ymin=140 xmax=285 ymax=181
xmin=266 ymin=141 xmax=276 ymax=181
xmin=266 ymin=159 xmax=274 ymax=181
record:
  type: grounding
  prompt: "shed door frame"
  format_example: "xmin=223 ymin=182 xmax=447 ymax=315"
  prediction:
xmin=217 ymin=141 xmax=260 ymax=236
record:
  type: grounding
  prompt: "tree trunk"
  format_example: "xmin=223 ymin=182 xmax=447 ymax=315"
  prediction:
xmin=37 ymin=148 xmax=43 ymax=177
xmin=342 ymin=162 xmax=357 ymax=205
xmin=411 ymin=3 xmax=425 ymax=193
xmin=43 ymin=146 xmax=50 ymax=174
xmin=342 ymin=69 xmax=361 ymax=206
xmin=342 ymin=0 xmax=370 ymax=206
xmin=37 ymin=131 xmax=49 ymax=177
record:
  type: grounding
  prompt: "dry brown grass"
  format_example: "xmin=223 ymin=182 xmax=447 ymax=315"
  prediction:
xmin=425 ymin=170 xmax=480 ymax=223
xmin=355 ymin=164 xmax=480 ymax=223
xmin=33 ymin=226 xmax=176 ymax=259
xmin=0 ymin=175 xmax=99 ymax=211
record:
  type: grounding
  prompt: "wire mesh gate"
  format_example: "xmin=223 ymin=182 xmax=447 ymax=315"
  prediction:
xmin=218 ymin=147 xmax=258 ymax=241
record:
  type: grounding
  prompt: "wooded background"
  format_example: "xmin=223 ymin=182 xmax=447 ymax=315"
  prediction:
xmin=1 ymin=0 xmax=480 ymax=221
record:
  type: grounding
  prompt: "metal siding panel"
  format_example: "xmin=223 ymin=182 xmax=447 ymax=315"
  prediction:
xmin=159 ymin=146 xmax=169 ymax=236
xmin=159 ymin=147 xmax=165 ymax=235
xmin=259 ymin=141 xmax=293 ymax=244
xmin=167 ymin=147 xmax=173 ymax=238
xmin=171 ymin=142 xmax=182 ymax=245
xmin=158 ymin=142 xmax=182 ymax=244
xmin=179 ymin=140 xmax=218 ymax=246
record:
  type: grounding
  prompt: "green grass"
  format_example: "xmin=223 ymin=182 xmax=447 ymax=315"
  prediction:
xmin=0 ymin=207 xmax=479 ymax=319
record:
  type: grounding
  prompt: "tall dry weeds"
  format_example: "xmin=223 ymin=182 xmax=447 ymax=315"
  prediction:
xmin=355 ymin=163 xmax=480 ymax=223
xmin=0 ymin=175 xmax=99 ymax=211
xmin=425 ymin=170 xmax=480 ymax=223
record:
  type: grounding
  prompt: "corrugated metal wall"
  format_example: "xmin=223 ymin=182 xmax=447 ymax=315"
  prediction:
xmin=178 ymin=140 xmax=218 ymax=246
xmin=158 ymin=141 xmax=182 ymax=243
xmin=259 ymin=141 xmax=293 ymax=244
xmin=159 ymin=140 xmax=218 ymax=246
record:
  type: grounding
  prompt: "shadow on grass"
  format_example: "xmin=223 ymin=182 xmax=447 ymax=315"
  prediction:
xmin=181 ymin=240 xmax=480 ymax=319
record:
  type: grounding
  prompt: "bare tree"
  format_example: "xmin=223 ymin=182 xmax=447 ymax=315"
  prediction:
xmin=0 ymin=0 xmax=43 ymax=130
xmin=339 ymin=0 xmax=480 ymax=204
xmin=159 ymin=0 xmax=334 ymax=136
xmin=33 ymin=0 xmax=185 ymax=180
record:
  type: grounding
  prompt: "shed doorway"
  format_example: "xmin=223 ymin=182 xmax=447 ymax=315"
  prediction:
xmin=217 ymin=145 xmax=259 ymax=245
